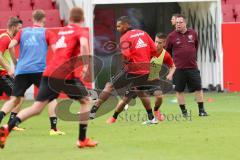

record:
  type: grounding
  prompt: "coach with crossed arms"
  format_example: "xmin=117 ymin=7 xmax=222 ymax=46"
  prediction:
xmin=165 ymin=14 xmax=208 ymax=117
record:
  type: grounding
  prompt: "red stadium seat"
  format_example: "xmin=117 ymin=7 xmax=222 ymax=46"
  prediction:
xmin=222 ymin=4 xmax=236 ymax=22
xmin=0 ymin=11 xmax=18 ymax=29
xmin=33 ymin=0 xmax=55 ymax=9
xmin=19 ymin=11 xmax=33 ymax=27
xmin=234 ymin=5 xmax=240 ymax=22
xmin=222 ymin=0 xmax=227 ymax=4
xmin=11 ymin=0 xmax=33 ymax=12
xmin=223 ymin=12 xmax=236 ymax=22
xmin=45 ymin=10 xmax=62 ymax=27
xmin=227 ymin=0 xmax=240 ymax=5
xmin=0 ymin=0 xmax=12 ymax=11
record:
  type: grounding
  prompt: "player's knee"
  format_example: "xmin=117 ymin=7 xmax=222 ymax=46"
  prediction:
xmin=11 ymin=97 xmax=21 ymax=106
xmin=104 ymin=82 xmax=114 ymax=92
xmin=154 ymin=90 xmax=163 ymax=97
xmin=79 ymin=96 xmax=91 ymax=105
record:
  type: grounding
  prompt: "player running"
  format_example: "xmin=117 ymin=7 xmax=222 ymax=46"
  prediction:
xmin=0 ymin=10 xmax=65 ymax=135
xmin=0 ymin=7 xmax=97 ymax=149
xmin=0 ymin=17 xmax=24 ymax=131
xmin=89 ymin=16 xmax=158 ymax=124
xmin=106 ymin=33 xmax=176 ymax=124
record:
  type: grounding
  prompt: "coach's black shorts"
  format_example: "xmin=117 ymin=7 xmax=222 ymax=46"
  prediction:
xmin=0 ymin=75 xmax=14 ymax=96
xmin=173 ymin=68 xmax=202 ymax=92
xmin=36 ymin=76 xmax=89 ymax=102
xmin=12 ymin=73 xmax=42 ymax=97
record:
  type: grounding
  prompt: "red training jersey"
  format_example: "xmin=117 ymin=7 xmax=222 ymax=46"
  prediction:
xmin=43 ymin=24 xmax=89 ymax=80
xmin=159 ymin=49 xmax=174 ymax=68
xmin=120 ymin=29 xmax=157 ymax=74
xmin=0 ymin=32 xmax=11 ymax=76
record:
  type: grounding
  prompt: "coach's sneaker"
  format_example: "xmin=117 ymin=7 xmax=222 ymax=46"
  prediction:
xmin=12 ymin=126 xmax=25 ymax=131
xmin=106 ymin=117 xmax=116 ymax=124
xmin=154 ymin=111 xmax=165 ymax=121
xmin=142 ymin=118 xmax=158 ymax=125
xmin=199 ymin=110 xmax=208 ymax=117
xmin=77 ymin=138 xmax=98 ymax=148
xmin=49 ymin=129 xmax=66 ymax=136
xmin=0 ymin=125 xmax=9 ymax=149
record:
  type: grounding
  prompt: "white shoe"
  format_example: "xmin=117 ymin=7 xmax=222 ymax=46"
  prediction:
xmin=124 ymin=104 xmax=129 ymax=111
xmin=142 ymin=118 xmax=158 ymax=125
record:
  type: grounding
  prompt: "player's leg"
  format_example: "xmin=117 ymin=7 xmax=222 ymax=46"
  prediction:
xmin=7 ymin=98 xmax=24 ymax=123
xmin=0 ymin=100 xmax=49 ymax=148
xmin=89 ymin=82 xmax=115 ymax=119
xmin=0 ymin=96 xmax=22 ymax=122
xmin=7 ymin=98 xmax=25 ymax=131
xmin=137 ymin=90 xmax=157 ymax=125
xmin=76 ymin=96 xmax=97 ymax=148
xmin=63 ymin=78 xmax=98 ymax=148
xmin=107 ymin=96 xmax=132 ymax=124
xmin=0 ymin=76 xmax=58 ymax=149
xmin=153 ymin=90 xmax=165 ymax=121
xmin=0 ymin=74 xmax=32 ymax=123
xmin=48 ymin=99 xmax=65 ymax=135
xmin=32 ymin=73 xmax=65 ymax=135
xmin=90 ymin=70 xmax=130 ymax=119
xmin=148 ymin=80 xmax=165 ymax=121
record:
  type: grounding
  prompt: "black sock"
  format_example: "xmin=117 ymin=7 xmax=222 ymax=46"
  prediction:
xmin=7 ymin=112 xmax=17 ymax=124
xmin=50 ymin=117 xmax=57 ymax=131
xmin=8 ymin=117 xmax=22 ymax=132
xmin=113 ymin=111 xmax=120 ymax=119
xmin=90 ymin=105 xmax=99 ymax=113
xmin=0 ymin=111 xmax=6 ymax=123
xmin=179 ymin=104 xmax=187 ymax=113
xmin=79 ymin=124 xmax=88 ymax=141
xmin=154 ymin=106 xmax=160 ymax=112
xmin=146 ymin=109 xmax=154 ymax=120
xmin=198 ymin=102 xmax=204 ymax=112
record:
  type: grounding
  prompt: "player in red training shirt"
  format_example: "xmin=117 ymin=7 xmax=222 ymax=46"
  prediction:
xmin=89 ymin=16 xmax=158 ymax=123
xmin=106 ymin=33 xmax=176 ymax=124
xmin=0 ymin=7 xmax=97 ymax=149
xmin=0 ymin=17 xmax=24 ymax=131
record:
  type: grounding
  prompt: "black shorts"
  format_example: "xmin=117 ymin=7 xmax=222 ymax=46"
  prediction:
xmin=110 ymin=69 xmax=149 ymax=96
xmin=136 ymin=80 xmax=162 ymax=95
xmin=125 ymin=79 xmax=173 ymax=98
xmin=36 ymin=76 xmax=89 ymax=102
xmin=173 ymin=68 xmax=202 ymax=92
xmin=111 ymin=69 xmax=149 ymax=89
xmin=0 ymin=75 xmax=14 ymax=96
xmin=12 ymin=73 xmax=42 ymax=97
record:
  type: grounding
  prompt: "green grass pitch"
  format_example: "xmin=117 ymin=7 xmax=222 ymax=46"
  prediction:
xmin=0 ymin=92 xmax=240 ymax=160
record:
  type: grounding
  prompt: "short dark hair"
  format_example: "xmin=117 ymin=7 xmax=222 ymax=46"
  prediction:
xmin=172 ymin=13 xmax=181 ymax=18
xmin=7 ymin=17 xmax=22 ymax=29
xmin=32 ymin=9 xmax=46 ymax=22
xmin=117 ymin=16 xmax=131 ymax=25
xmin=156 ymin=32 xmax=167 ymax=39
xmin=70 ymin=7 xmax=84 ymax=23
xmin=176 ymin=14 xmax=187 ymax=20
